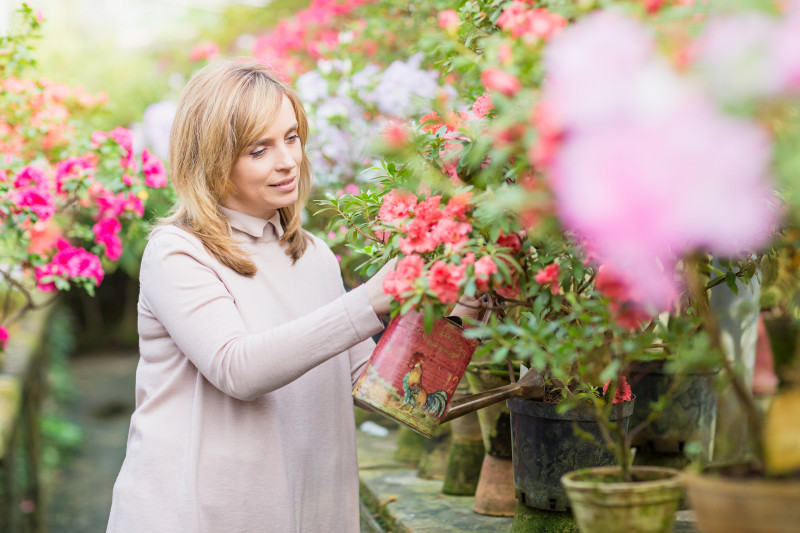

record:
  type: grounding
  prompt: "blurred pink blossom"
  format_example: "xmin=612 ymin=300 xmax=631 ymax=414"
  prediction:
xmin=437 ymin=9 xmax=460 ymax=32
xmin=481 ymin=68 xmax=521 ymax=96
xmin=142 ymin=148 xmax=167 ymax=188
xmin=190 ymin=42 xmax=220 ymax=62
xmin=474 ymin=255 xmax=498 ymax=291
xmin=472 ymin=93 xmax=494 ymax=119
xmin=0 ymin=325 xmax=7 ymax=350
xmin=544 ymin=10 xmax=778 ymax=309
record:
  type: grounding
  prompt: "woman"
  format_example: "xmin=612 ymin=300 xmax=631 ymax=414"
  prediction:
xmin=107 ymin=59 xmax=396 ymax=533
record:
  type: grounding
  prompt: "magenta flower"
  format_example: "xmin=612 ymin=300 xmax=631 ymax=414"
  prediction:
xmin=0 ymin=325 xmax=7 ymax=351
xmin=13 ymin=165 xmax=48 ymax=188
xmin=10 ymin=187 xmax=56 ymax=221
xmin=55 ymin=157 xmax=94 ymax=194
xmin=92 ymin=216 xmax=123 ymax=261
xmin=35 ymin=240 xmax=104 ymax=292
xmin=142 ymin=148 xmax=167 ymax=188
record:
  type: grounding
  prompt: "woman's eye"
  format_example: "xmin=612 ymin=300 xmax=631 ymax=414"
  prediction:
xmin=250 ymin=148 xmax=266 ymax=158
xmin=287 ymin=134 xmax=300 ymax=143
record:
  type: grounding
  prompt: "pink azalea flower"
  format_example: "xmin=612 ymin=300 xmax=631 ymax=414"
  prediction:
xmin=443 ymin=192 xmax=473 ymax=220
xmin=399 ymin=218 xmax=438 ymax=255
xmin=54 ymin=157 xmax=94 ymax=194
xmin=379 ymin=189 xmax=417 ymax=225
xmin=35 ymin=240 xmax=104 ymax=292
xmin=535 ymin=263 xmax=561 ymax=294
xmin=383 ymin=254 xmax=425 ymax=299
xmin=190 ymin=41 xmax=220 ymax=62
xmin=13 ymin=166 xmax=48 ymax=188
xmin=92 ymin=217 xmax=123 ymax=261
xmin=428 ymin=261 xmax=465 ymax=304
xmin=603 ymin=376 xmax=632 ymax=404
xmin=142 ymin=148 xmax=167 ymax=188
xmin=415 ymin=196 xmax=443 ymax=226
xmin=474 ymin=256 xmax=498 ymax=291
xmin=90 ymin=131 xmax=109 ymax=147
xmin=495 ymin=230 xmax=522 ymax=252
xmin=438 ymin=9 xmax=460 ymax=31
xmin=497 ymin=3 xmax=567 ymax=41
xmin=431 ymin=218 xmax=471 ymax=248
xmin=0 ymin=325 xmax=7 ymax=350
xmin=382 ymin=120 xmax=411 ymax=148
xmin=472 ymin=93 xmax=494 ymax=119
xmin=28 ymin=219 xmax=62 ymax=255
xmin=481 ymin=68 xmax=521 ymax=96
xmin=545 ymin=11 xmax=777 ymax=310
xmin=10 ymin=187 xmax=55 ymax=221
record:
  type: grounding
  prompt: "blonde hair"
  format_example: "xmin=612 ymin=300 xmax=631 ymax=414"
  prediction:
xmin=163 ymin=59 xmax=312 ymax=275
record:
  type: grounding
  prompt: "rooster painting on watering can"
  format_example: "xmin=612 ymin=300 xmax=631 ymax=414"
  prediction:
xmin=401 ymin=351 xmax=448 ymax=417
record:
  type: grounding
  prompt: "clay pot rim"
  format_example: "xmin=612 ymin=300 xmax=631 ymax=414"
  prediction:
xmin=561 ymin=465 xmax=684 ymax=493
xmin=684 ymin=468 xmax=800 ymax=494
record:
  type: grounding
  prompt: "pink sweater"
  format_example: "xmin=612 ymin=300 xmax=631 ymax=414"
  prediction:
xmin=107 ymin=207 xmax=383 ymax=532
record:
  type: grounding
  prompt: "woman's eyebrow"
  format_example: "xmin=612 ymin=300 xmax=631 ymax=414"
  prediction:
xmin=247 ymin=123 xmax=299 ymax=147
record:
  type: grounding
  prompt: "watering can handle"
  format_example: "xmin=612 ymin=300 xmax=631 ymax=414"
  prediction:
xmin=440 ymin=366 xmax=544 ymax=423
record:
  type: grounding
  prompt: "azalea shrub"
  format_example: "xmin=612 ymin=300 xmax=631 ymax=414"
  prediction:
xmin=320 ymin=0 xmax=800 ymax=479
xmin=0 ymin=5 xmax=167 ymax=357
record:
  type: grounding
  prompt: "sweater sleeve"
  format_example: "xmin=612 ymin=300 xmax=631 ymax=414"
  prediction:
xmin=140 ymin=229 xmax=385 ymax=401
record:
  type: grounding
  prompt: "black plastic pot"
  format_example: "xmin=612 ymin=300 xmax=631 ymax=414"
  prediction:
xmin=508 ymin=397 xmax=634 ymax=512
xmin=628 ymin=362 xmax=717 ymax=463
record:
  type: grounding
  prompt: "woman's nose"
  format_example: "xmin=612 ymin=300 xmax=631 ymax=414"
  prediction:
xmin=276 ymin=143 xmax=298 ymax=171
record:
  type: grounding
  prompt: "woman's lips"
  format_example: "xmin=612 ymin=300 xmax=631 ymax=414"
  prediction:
xmin=269 ymin=176 xmax=297 ymax=192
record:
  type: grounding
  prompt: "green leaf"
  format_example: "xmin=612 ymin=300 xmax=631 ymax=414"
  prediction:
xmin=725 ymin=271 xmax=739 ymax=295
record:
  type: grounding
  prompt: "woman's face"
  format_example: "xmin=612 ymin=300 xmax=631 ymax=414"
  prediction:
xmin=224 ymin=94 xmax=303 ymax=220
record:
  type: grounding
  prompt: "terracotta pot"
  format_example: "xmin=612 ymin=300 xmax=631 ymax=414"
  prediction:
xmin=473 ymin=455 xmax=518 ymax=517
xmin=465 ymin=369 xmax=514 ymax=458
xmin=684 ymin=468 xmax=800 ymax=533
xmin=465 ymin=369 xmax=518 ymax=515
xmin=442 ymin=385 xmax=485 ymax=495
xmin=508 ymin=397 xmax=635 ymax=511
xmin=561 ymin=466 xmax=683 ymax=533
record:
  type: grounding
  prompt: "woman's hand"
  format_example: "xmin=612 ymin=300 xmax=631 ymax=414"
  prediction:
xmin=451 ymin=293 xmax=491 ymax=323
xmin=364 ymin=258 xmax=398 ymax=315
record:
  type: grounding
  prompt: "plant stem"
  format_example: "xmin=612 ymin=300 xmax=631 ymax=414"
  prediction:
xmin=687 ymin=254 xmax=765 ymax=467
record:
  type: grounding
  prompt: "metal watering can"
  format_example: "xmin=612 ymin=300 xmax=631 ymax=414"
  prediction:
xmin=352 ymin=310 xmax=544 ymax=437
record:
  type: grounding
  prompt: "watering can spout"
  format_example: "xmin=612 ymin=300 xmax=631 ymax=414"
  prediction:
xmin=440 ymin=367 xmax=545 ymax=423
